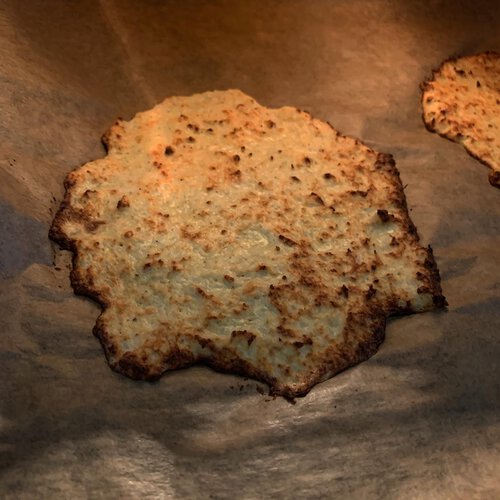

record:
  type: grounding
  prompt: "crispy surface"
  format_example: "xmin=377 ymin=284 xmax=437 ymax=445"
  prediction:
xmin=422 ymin=52 xmax=500 ymax=188
xmin=50 ymin=89 xmax=445 ymax=397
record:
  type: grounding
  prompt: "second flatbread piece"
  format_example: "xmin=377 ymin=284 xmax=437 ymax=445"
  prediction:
xmin=422 ymin=52 xmax=500 ymax=188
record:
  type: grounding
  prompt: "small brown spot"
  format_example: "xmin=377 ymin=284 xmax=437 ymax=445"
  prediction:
xmin=85 ymin=220 xmax=105 ymax=232
xmin=164 ymin=146 xmax=175 ymax=155
xmin=231 ymin=169 xmax=241 ymax=177
xmin=309 ymin=192 xmax=325 ymax=205
xmin=82 ymin=189 xmax=97 ymax=198
xmin=224 ymin=274 xmax=235 ymax=282
xmin=279 ymin=234 xmax=297 ymax=246
xmin=181 ymin=227 xmax=201 ymax=240
xmin=349 ymin=190 xmax=368 ymax=197
xmin=124 ymin=230 xmax=134 ymax=238
xmin=390 ymin=236 xmax=399 ymax=246
xmin=196 ymin=287 xmax=210 ymax=298
xmin=366 ymin=284 xmax=377 ymax=299
xmin=339 ymin=285 xmax=349 ymax=298
xmin=117 ymin=195 xmax=130 ymax=209
xmin=171 ymin=261 xmax=182 ymax=272
xmin=232 ymin=154 xmax=240 ymax=163
xmin=323 ymin=172 xmax=335 ymax=180
xmin=256 ymin=264 xmax=268 ymax=271
xmin=293 ymin=337 xmax=313 ymax=348
xmin=291 ymin=176 xmax=301 ymax=182
xmin=266 ymin=120 xmax=276 ymax=128
xmin=377 ymin=209 xmax=390 ymax=222
xmin=187 ymin=136 xmax=196 ymax=143
xmin=231 ymin=330 xmax=256 ymax=346
xmin=187 ymin=123 xmax=200 ymax=132
xmin=303 ymin=156 xmax=312 ymax=164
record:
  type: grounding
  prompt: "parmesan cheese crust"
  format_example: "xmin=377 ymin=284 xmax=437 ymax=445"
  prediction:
xmin=422 ymin=52 xmax=500 ymax=188
xmin=50 ymin=89 xmax=445 ymax=397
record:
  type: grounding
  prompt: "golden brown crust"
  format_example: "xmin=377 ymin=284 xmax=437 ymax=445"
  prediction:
xmin=421 ymin=51 xmax=500 ymax=189
xmin=50 ymin=90 xmax=446 ymax=397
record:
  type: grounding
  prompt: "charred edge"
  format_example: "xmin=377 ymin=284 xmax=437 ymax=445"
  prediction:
xmin=204 ymin=353 xmax=279 ymax=397
xmin=100 ymin=119 xmax=123 ymax=152
xmin=49 ymin=172 xmax=116 ymax=324
xmin=488 ymin=170 xmax=500 ymax=188
xmin=279 ymin=312 xmax=388 ymax=399
xmin=116 ymin=352 xmax=155 ymax=380
xmin=375 ymin=153 xmax=421 ymax=243
xmin=109 ymin=347 xmax=197 ymax=382
xmin=424 ymin=245 xmax=448 ymax=307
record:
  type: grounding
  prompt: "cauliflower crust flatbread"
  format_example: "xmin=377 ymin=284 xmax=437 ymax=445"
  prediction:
xmin=50 ymin=90 xmax=445 ymax=398
xmin=422 ymin=52 xmax=500 ymax=188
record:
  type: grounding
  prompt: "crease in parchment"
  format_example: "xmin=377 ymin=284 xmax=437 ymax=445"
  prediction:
xmin=99 ymin=0 xmax=156 ymax=106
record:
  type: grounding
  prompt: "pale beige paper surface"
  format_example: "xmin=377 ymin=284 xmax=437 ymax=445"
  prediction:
xmin=1 ymin=1 xmax=499 ymax=498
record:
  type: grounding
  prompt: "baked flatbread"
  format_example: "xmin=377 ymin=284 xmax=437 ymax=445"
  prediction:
xmin=422 ymin=52 xmax=500 ymax=188
xmin=50 ymin=90 xmax=445 ymax=397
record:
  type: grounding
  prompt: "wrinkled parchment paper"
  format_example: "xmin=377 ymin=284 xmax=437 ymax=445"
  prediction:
xmin=1 ymin=1 xmax=499 ymax=498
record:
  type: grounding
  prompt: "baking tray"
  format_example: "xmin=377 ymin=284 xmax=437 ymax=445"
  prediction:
xmin=1 ymin=0 xmax=499 ymax=498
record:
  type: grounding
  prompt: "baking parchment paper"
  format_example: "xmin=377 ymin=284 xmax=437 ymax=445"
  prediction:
xmin=1 ymin=1 xmax=499 ymax=498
